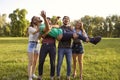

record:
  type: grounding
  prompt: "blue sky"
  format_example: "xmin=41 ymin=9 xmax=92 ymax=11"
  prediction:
xmin=0 ymin=0 xmax=120 ymax=22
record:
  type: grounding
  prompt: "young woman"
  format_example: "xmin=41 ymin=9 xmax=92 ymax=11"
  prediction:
xmin=27 ymin=16 xmax=42 ymax=80
xmin=72 ymin=21 xmax=87 ymax=80
xmin=27 ymin=11 xmax=52 ymax=80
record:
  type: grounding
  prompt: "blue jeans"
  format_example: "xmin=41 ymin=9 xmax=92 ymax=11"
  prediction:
xmin=57 ymin=48 xmax=72 ymax=77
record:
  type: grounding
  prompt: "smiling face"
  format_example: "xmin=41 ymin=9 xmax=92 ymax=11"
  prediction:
xmin=62 ymin=16 xmax=70 ymax=25
xmin=32 ymin=16 xmax=42 ymax=26
xmin=75 ymin=21 xmax=83 ymax=29
xmin=35 ymin=17 xmax=42 ymax=26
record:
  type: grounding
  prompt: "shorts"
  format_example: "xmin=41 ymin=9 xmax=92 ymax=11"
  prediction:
xmin=72 ymin=43 xmax=84 ymax=54
xmin=27 ymin=41 xmax=40 ymax=53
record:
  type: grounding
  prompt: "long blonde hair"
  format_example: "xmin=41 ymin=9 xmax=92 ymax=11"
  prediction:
xmin=75 ymin=21 xmax=85 ymax=36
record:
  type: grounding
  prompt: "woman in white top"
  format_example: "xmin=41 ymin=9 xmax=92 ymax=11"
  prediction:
xmin=27 ymin=11 xmax=51 ymax=80
xmin=27 ymin=16 xmax=42 ymax=80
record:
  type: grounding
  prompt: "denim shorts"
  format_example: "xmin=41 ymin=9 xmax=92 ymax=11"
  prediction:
xmin=27 ymin=41 xmax=40 ymax=53
xmin=72 ymin=43 xmax=84 ymax=54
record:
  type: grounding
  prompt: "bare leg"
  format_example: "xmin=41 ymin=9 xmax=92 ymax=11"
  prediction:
xmin=78 ymin=54 xmax=84 ymax=80
xmin=72 ymin=54 xmax=77 ymax=78
xmin=28 ymin=53 xmax=34 ymax=80
xmin=32 ymin=53 xmax=39 ymax=77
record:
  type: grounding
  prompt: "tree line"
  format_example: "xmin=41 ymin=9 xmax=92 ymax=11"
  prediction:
xmin=0 ymin=8 xmax=120 ymax=37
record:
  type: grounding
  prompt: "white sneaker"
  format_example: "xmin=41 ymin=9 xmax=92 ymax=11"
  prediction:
xmin=29 ymin=78 xmax=33 ymax=80
xmin=37 ymin=76 xmax=42 ymax=80
xmin=50 ymin=77 xmax=54 ymax=80
xmin=67 ymin=76 xmax=70 ymax=80
xmin=32 ymin=74 xmax=38 ymax=78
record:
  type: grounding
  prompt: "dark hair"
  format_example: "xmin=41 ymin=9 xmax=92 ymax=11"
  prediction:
xmin=26 ymin=16 xmax=36 ymax=36
xmin=63 ymin=16 xmax=70 ymax=20
xmin=30 ymin=16 xmax=36 ymax=27
xmin=47 ymin=17 xmax=51 ymax=20
xmin=29 ymin=16 xmax=42 ymax=27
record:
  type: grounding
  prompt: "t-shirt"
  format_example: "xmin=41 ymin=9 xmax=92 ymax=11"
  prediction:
xmin=39 ymin=24 xmax=63 ymax=38
xmin=28 ymin=26 xmax=39 ymax=41
xmin=42 ymin=35 xmax=55 ymax=44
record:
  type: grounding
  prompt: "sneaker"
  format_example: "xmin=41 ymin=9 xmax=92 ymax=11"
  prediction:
xmin=29 ymin=78 xmax=33 ymax=80
xmin=57 ymin=76 xmax=60 ymax=80
xmin=50 ymin=76 xmax=54 ymax=80
xmin=72 ymin=73 xmax=77 ymax=78
xmin=37 ymin=78 xmax=42 ymax=80
xmin=80 ymin=77 xmax=83 ymax=80
xmin=32 ymin=74 xmax=38 ymax=78
xmin=67 ymin=76 xmax=70 ymax=80
xmin=80 ymin=75 xmax=83 ymax=80
xmin=37 ymin=76 xmax=42 ymax=80
xmin=89 ymin=36 xmax=101 ymax=45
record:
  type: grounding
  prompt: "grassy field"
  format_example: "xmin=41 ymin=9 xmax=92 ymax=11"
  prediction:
xmin=0 ymin=37 xmax=120 ymax=80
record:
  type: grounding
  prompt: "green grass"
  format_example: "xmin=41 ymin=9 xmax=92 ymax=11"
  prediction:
xmin=0 ymin=37 xmax=120 ymax=80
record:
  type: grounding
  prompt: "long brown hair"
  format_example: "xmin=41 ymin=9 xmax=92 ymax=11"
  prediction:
xmin=30 ymin=16 xmax=37 ymax=27
xmin=26 ymin=16 xmax=37 ymax=36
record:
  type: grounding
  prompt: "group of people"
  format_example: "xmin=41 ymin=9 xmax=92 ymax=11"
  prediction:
xmin=27 ymin=11 xmax=101 ymax=80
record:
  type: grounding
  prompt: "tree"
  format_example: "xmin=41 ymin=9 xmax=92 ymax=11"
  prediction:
xmin=111 ymin=15 xmax=120 ymax=37
xmin=0 ymin=14 xmax=9 ymax=36
xmin=3 ymin=23 xmax=11 ymax=36
xmin=81 ymin=15 xmax=93 ymax=36
xmin=9 ymin=8 xmax=29 ymax=37
xmin=92 ymin=16 xmax=105 ymax=37
xmin=71 ymin=15 xmax=120 ymax=37
xmin=114 ymin=22 xmax=120 ymax=37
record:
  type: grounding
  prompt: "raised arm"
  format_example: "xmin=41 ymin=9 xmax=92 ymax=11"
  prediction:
xmin=40 ymin=10 xmax=51 ymax=31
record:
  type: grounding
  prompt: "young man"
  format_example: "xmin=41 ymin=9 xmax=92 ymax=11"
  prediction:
xmin=37 ymin=17 xmax=56 ymax=80
xmin=56 ymin=16 xmax=73 ymax=80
